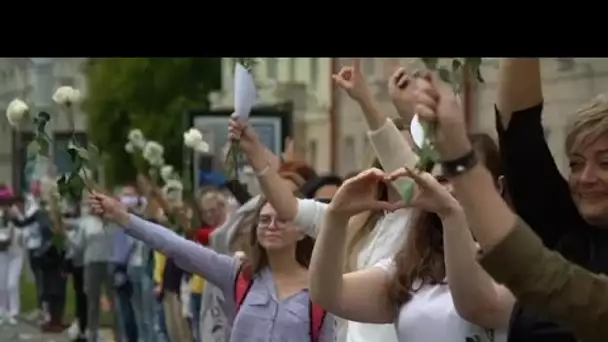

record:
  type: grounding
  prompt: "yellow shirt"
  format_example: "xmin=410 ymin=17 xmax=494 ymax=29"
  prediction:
xmin=154 ymin=251 xmax=167 ymax=284
xmin=190 ymin=275 xmax=205 ymax=294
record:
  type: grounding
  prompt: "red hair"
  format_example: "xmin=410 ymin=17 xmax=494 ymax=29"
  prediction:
xmin=278 ymin=161 xmax=317 ymax=189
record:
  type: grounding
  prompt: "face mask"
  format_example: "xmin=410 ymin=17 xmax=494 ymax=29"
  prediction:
xmin=120 ymin=196 xmax=140 ymax=208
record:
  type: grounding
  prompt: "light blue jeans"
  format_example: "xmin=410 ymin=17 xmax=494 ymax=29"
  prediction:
xmin=127 ymin=265 xmax=154 ymax=342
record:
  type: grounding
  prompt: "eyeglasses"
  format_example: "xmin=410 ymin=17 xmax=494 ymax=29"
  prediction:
xmin=257 ymin=214 xmax=291 ymax=229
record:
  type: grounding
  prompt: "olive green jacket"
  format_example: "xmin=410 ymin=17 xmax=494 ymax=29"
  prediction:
xmin=480 ymin=218 xmax=608 ymax=342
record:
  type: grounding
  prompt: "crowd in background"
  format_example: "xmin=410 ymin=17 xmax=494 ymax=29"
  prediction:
xmin=1 ymin=57 xmax=608 ymax=342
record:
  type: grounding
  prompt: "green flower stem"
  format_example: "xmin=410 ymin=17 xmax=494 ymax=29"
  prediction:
xmin=224 ymin=141 xmax=241 ymax=180
xmin=400 ymin=122 xmax=437 ymax=205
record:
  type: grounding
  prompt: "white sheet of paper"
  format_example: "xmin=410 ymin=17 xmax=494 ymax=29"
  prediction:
xmin=234 ymin=63 xmax=258 ymax=121
xmin=410 ymin=114 xmax=425 ymax=149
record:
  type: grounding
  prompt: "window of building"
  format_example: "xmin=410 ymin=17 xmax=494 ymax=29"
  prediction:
xmin=343 ymin=135 xmax=356 ymax=173
xmin=363 ymin=59 xmax=376 ymax=78
xmin=309 ymin=58 xmax=319 ymax=87
xmin=58 ymin=76 xmax=75 ymax=87
xmin=289 ymin=58 xmax=297 ymax=81
xmin=307 ymin=139 xmax=318 ymax=169
xmin=266 ymin=58 xmax=278 ymax=79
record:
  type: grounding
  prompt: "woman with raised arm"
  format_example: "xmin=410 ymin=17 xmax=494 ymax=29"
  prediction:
xmin=309 ymin=133 xmax=513 ymax=342
xmin=230 ymin=58 xmax=419 ymax=342
xmin=494 ymin=58 xmax=608 ymax=341
xmin=87 ymin=192 xmax=334 ymax=342
xmin=412 ymin=71 xmax=608 ymax=342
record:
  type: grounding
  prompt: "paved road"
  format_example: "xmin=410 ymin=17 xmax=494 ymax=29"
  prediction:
xmin=0 ymin=321 xmax=114 ymax=342
xmin=0 ymin=320 xmax=69 ymax=342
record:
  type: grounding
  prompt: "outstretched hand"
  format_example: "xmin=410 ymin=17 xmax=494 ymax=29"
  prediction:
xmin=88 ymin=191 xmax=131 ymax=227
xmin=332 ymin=59 xmax=371 ymax=103
xmin=328 ymin=168 xmax=405 ymax=218
xmin=387 ymin=167 xmax=460 ymax=218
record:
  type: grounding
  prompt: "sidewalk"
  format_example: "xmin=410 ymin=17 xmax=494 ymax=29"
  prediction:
xmin=15 ymin=312 xmax=115 ymax=342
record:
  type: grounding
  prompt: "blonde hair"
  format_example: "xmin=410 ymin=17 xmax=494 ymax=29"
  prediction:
xmin=199 ymin=189 xmax=227 ymax=209
xmin=566 ymin=94 xmax=608 ymax=154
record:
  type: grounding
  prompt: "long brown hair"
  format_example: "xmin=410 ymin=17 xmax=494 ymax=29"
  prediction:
xmin=388 ymin=133 xmax=503 ymax=307
xmin=246 ymin=197 xmax=315 ymax=276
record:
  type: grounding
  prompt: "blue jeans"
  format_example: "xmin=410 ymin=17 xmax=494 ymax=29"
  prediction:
xmin=189 ymin=293 xmax=202 ymax=342
xmin=154 ymin=298 xmax=171 ymax=342
xmin=114 ymin=269 xmax=138 ymax=342
xmin=128 ymin=265 xmax=154 ymax=342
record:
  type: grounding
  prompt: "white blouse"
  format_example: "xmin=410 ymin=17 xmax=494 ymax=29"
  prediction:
xmin=374 ymin=259 xmax=508 ymax=342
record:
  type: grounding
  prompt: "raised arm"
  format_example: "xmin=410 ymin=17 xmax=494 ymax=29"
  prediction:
xmin=495 ymin=58 xmax=581 ymax=247
xmin=412 ymin=67 xmax=608 ymax=340
xmin=89 ymin=193 xmax=240 ymax=300
xmin=333 ymin=59 xmax=419 ymax=178
xmin=441 ymin=204 xmax=514 ymax=329
xmin=309 ymin=170 xmax=399 ymax=324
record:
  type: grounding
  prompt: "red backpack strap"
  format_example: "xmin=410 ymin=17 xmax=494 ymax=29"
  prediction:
xmin=309 ymin=301 xmax=327 ymax=342
xmin=234 ymin=263 xmax=254 ymax=312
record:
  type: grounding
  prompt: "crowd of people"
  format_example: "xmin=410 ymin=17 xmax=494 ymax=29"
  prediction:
xmin=1 ymin=57 xmax=608 ymax=342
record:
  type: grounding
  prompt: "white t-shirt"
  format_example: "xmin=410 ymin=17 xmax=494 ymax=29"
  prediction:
xmin=295 ymin=198 xmax=412 ymax=342
xmin=375 ymin=259 xmax=508 ymax=342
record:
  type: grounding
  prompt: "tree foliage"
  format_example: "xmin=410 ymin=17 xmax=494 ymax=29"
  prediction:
xmin=83 ymin=58 xmax=221 ymax=187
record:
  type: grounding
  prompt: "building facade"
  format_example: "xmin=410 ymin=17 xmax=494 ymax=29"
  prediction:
xmin=0 ymin=58 xmax=89 ymax=190
xmin=210 ymin=58 xmax=608 ymax=177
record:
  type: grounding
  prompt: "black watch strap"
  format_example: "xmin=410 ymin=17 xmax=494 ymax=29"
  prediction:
xmin=441 ymin=150 xmax=478 ymax=177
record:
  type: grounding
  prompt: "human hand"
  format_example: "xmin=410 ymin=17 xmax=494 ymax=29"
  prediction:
xmin=328 ymin=168 xmax=404 ymax=218
xmin=88 ymin=191 xmax=131 ymax=227
xmin=413 ymin=74 xmax=471 ymax=160
xmin=228 ymin=113 xmax=262 ymax=156
xmin=388 ymin=66 xmax=422 ymax=122
xmin=387 ymin=167 xmax=460 ymax=218
xmin=332 ymin=59 xmax=371 ymax=103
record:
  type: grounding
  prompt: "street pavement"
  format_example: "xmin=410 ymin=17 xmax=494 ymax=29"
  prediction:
xmin=0 ymin=319 xmax=114 ymax=342
xmin=0 ymin=320 xmax=69 ymax=342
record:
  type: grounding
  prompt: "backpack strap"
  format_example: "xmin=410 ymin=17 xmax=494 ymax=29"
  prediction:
xmin=234 ymin=263 xmax=254 ymax=312
xmin=309 ymin=300 xmax=327 ymax=342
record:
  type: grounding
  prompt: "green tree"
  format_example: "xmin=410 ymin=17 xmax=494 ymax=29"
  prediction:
xmin=84 ymin=58 xmax=221 ymax=187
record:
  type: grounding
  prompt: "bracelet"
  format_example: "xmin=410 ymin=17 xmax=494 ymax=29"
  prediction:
xmin=255 ymin=164 xmax=271 ymax=177
xmin=440 ymin=150 xmax=478 ymax=178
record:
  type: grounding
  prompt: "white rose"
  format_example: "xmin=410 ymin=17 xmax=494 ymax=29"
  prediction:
xmin=6 ymin=98 xmax=29 ymax=127
xmin=142 ymin=141 xmax=164 ymax=165
xmin=124 ymin=142 xmax=135 ymax=154
xmin=70 ymin=89 xmax=82 ymax=104
xmin=160 ymin=165 xmax=175 ymax=182
xmin=193 ymin=141 xmax=209 ymax=153
xmin=128 ymin=129 xmax=146 ymax=149
xmin=52 ymin=86 xmax=82 ymax=106
xmin=183 ymin=128 xmax=203 ymax=148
